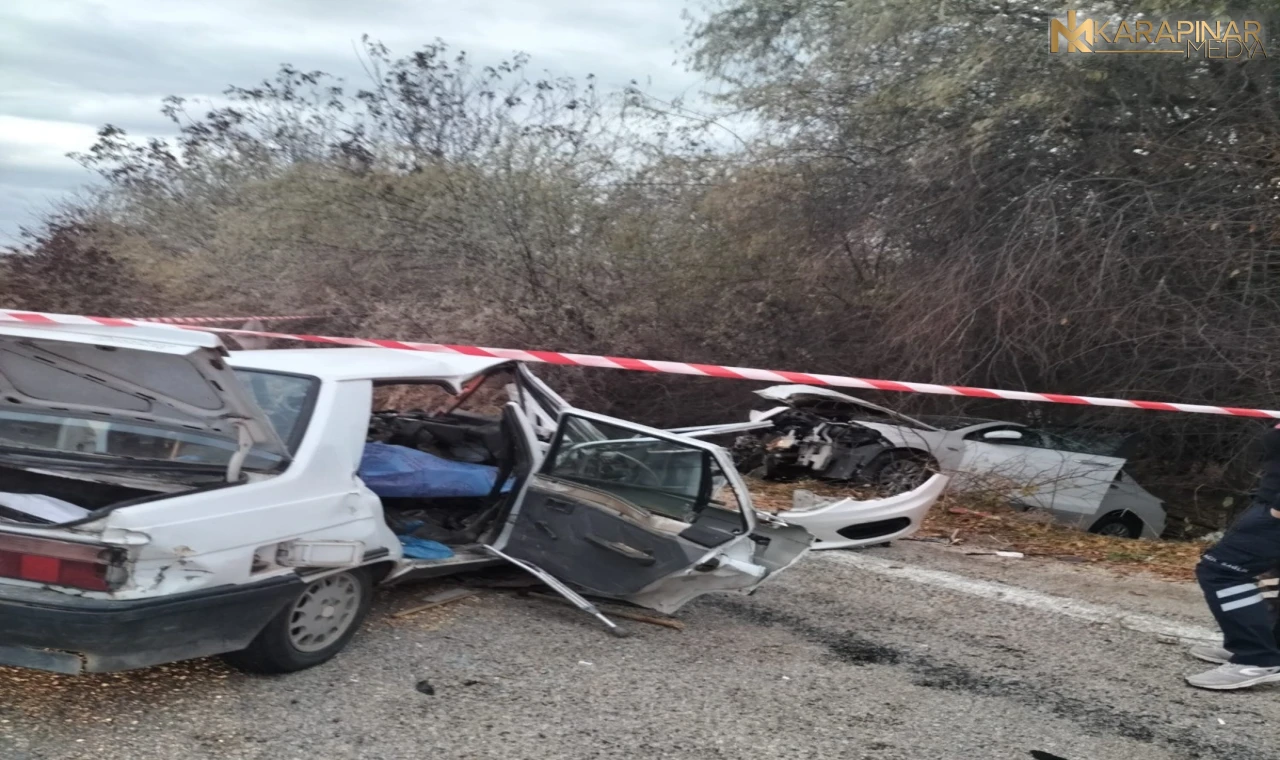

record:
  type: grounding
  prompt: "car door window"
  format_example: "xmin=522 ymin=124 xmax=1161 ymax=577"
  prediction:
xmin=233 ymin=370 xmax=320 ymax=453
xmin=1042 ymin=431 xmax=1104 ymax=455
xmin=1015 ymin=430 xmax=1049 ymax=448
xmin=546 ymin=415 xmax=714 ymax=523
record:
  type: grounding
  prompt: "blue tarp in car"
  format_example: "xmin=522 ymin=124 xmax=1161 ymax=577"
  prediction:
xmin=359 ymin=442 xmax=511 ymax=499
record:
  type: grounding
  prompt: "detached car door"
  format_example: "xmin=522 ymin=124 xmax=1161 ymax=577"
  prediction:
xmin=493 ymin=409 xmax=799 ymax=614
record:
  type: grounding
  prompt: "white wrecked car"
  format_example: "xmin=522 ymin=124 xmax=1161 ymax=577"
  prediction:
xmin=746 ymin=385 xmax=1166 ymax=540
xmin=0 ymin=323 xmax=842 ymax=675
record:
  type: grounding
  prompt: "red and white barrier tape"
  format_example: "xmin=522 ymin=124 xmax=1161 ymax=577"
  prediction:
xmin=1 ymin=308 xmax=1277 ymax=419
xmin=128 ymin=315 xmax=323 ymax=324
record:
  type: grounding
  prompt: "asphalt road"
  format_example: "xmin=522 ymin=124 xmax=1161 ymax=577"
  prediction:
xmin=2 ymin=543 xmax=1277 ymax=760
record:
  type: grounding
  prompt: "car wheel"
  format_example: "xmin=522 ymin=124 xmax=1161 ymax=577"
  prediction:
xmin=223 ymin=568 xmax=373 ymax=674
xmin=1088 ymin=512 xmax=1143 ymax=539
xmin=865 ymin=451 xmax=935 ymax=495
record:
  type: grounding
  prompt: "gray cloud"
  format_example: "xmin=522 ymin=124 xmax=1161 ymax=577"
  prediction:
xmin=0 ymin=0 xmax=702 ymax=244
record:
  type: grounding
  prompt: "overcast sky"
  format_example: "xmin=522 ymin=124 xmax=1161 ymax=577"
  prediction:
xmin=0 ymin=0 xmax=705 ymax=243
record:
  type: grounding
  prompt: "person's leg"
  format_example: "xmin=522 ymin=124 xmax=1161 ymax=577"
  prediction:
xmin=1198 ymin=504 xmax=1280 ymax=664
xmin=1197 ymin=555 xmax=1280 ymax=666
xmin=1189 ymin=504 xmax=1280 ymax=688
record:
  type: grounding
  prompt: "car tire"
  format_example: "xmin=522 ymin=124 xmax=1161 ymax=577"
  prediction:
xmin=865 ymin=450 xmax=935 ymax=495
xmin=1088 ymin=512 xmax=1143 ymax=540
xmin=223 ymin=568 xmax=373 ymax=674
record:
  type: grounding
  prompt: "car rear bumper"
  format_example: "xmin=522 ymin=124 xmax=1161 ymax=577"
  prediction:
xmin=0 ymin=575 xmax=304 ymax=674
xmin=777 ymin=473 xmax=948 ymax=549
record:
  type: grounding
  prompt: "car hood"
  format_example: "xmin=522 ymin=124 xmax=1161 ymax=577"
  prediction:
xmin=752 ymin=385 xmax=940 ymax=431
xmin=0 ymin=323 xmax=288 ymax=458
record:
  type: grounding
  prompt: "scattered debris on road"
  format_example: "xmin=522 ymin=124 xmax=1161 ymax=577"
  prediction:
xmin=526 ymin=592 xmax=686 ymax=631
xmin=392 ymin=588 xmax=479 ymax=619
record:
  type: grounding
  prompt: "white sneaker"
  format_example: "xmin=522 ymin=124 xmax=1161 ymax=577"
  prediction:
xmin=1189 ymin=645 xmax=1233 ymax=665
xmin=1186 ymin=663 xmax=1280 ymax=690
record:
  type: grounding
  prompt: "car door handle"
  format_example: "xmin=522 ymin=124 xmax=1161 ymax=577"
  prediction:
xmin=584 ymin=535 xmax=656 ymax=566
xmin=533 ymin=520 xmax=558 ymax=539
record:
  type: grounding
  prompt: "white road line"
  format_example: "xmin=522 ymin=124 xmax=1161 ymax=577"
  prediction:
xmin=819 ymin=551 xmax=1223 ymax=643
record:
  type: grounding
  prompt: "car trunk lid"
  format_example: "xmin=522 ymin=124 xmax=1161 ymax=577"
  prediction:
xmin=0 ymin=322 xmax=288 ymax=465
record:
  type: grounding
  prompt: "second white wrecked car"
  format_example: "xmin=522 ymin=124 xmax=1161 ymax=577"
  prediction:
xmin=743 ymin=384 xmax=1166 ymax=540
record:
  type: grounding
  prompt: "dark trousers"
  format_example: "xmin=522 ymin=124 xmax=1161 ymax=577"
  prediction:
xmin=1196 ymin=502 xmax=1280 ymax=667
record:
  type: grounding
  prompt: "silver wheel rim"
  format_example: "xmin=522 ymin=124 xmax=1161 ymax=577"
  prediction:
xmin=879 ymin=460 xmax=927 ymax=493
xmin=288 ymin=573 xmax=361 ymax=653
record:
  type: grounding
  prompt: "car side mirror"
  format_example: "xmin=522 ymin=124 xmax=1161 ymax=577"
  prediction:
xmin=982 ymin=430 xmax=1024 ymax=441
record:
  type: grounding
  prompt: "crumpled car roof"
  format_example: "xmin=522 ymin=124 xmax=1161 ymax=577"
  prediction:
xmin=229 ymin=347 xmax=510 ymax=387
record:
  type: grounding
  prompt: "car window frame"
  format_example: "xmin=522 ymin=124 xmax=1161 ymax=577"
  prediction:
xmin=233 ymin=368 xmax=322 ymax=456
xmin=541 ymin=414 xmax=719 ymax=524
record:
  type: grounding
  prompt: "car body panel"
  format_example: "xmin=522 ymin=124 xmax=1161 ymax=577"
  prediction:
xmin=667 ymin=420 xmax=776 ymax=439
xmin=1093 ymin=472 xmax=1167 ymax=539
xmin=777 ymin=472 xmax=950 ymax=549
xmin=850 ymin=420 xmax=968 ymax=472
xmin=953 ymin=424 xmax=1126 ymax=515
xmin=0 ymin=574 xmax=304 ymax=674
xmin=752 ymin=385 xmax=938 ymax=430
xmin=62 ymin=375 xmax=402 ymax=600
xmin=226 ymin=347 xmax=511 ymax=388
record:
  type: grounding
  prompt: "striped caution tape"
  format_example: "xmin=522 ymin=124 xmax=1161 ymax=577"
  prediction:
xmin=0 ymin=308 xmax=1277 ymax=419
xmin=127 ymin=315 xmax=324 ymax=324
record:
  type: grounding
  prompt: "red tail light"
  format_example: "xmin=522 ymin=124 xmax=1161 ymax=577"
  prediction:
xmin=0 ymin=533 xmax=123 ymax=591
